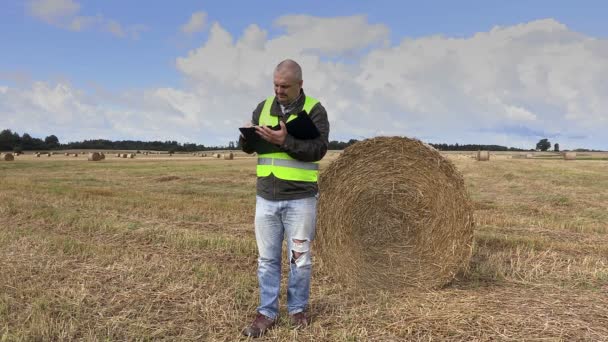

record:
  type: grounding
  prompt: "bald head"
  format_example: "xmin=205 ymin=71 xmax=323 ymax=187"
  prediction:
xmin=274 ymin=59 xmax=302 ymax=82
xmin=273 ymin=59 xmax=303 ymax=105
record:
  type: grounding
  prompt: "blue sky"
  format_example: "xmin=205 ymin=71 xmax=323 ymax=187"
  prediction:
xmin=1 ymin=0 xmax=607 ymax=149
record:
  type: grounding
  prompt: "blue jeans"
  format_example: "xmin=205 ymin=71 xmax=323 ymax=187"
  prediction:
xmin=254 ymin=195 xmax=318 ymax=319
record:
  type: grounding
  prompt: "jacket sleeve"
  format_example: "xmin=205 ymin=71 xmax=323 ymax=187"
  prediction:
xmin=280 ymin=102 xmax=330 ymax=162
xmin=240 ymin=101 xmax=264 ymax=154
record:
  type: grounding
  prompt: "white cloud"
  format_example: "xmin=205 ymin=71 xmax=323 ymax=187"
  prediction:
xmin=28 ymin=0 xmax=80 ymax=23
xmin=181 ymin=11 xmax=207 ymax=34
xmin=27 ymin=0 xmax=145 ymax=39
xmin=3 ymin=16 xmax=608 ymax=150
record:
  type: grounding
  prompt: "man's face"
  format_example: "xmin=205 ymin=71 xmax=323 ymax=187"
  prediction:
xmin=274 ymin=71 xmax=303 ymax=105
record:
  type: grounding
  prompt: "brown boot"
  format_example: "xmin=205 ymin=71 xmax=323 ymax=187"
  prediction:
xmin=289 ymin=311 xmax=309 ymax=328
xmin=241 ymin=313 xmax=276 ymax=338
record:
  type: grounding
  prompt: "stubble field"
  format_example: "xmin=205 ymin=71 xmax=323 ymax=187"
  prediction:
xmin=1 ymin=151 xmax=607 ymax=341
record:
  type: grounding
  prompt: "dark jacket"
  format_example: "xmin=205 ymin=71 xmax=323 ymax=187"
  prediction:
xmin=240 ymin=90 xmax=330 ymax=201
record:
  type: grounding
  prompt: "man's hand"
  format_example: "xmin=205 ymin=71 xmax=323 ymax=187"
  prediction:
xmin=255 ymin=121 xmax=287 ymax=146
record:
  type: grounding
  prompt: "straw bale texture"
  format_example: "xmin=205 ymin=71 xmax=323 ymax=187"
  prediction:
xmin=476 ymin=150 xmax=490 ymax=161
xmin=316 ymin=136 xmax=474 ymax=289
xmin=223 ymin=152 xmax=234 ymax=160
xmin=563 ymin=152 xmax=577 ymax=160
xmin=87 ymin=152 xmax=102 ymax=161
xmin=1 ymin=153 xmax=14 ymax=161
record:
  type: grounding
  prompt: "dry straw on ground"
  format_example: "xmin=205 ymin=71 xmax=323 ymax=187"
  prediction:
xmin=1 ymin=153 xmax=14 ymax=161
xmin=477 ymin=150 xmax=490 ymax=161
xmin=87 ymin=152 xmax=102 ymax=161
xmin=316 ymin=136 xmax=474 ymax=290
xmin=563 ymin=152 xmax=577 ymax=160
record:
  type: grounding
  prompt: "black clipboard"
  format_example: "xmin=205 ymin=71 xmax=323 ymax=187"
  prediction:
xmin=239 ymin=111 xmax=320 ymax=154
xmin=239 ymin=126 xmax=282 ymax=154
xmin=284 ymin=111 xmax=320 ymax=139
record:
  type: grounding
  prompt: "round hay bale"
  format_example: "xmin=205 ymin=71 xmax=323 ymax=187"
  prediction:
xmin=223 ymin=152 xmax=234 ymax=160
xmin=121 ymin=154 xmax=127 ymax=158
xmin=72 ymin=153 xmax=79 ymax=157
xmin=215 ymin=153 xmax=221 ymax=158
xmin=87 ymin=152 xmax=102 ymax=161
xmin=128 ymin=153 xmax=135 ymax=159
xmin=316 ymin=136 xmax=474 ymax=290
xmin=64 ymin=152 xmax=69 ymax=156
xmin=46 ymin=153 xmax=51 ymax=157
xmin=35 ymin=153 xmax=41 ymax=157
xmin=476 ymin=150 xmax=490 ymax=161
xmin=2 ymin=153 xmax=14 ymax=161
xmin=99 ymin=153 xmax=105 ymax=160
xmin=563 ymin=152 xmax=576 ymax=160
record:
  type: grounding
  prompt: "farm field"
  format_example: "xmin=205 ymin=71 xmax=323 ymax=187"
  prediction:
xmin=1 ymin=151 xmax=607 ymax=341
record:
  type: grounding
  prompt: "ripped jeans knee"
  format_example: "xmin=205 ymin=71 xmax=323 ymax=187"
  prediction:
xmin=291 ymin=239 xmax=312 ymax=268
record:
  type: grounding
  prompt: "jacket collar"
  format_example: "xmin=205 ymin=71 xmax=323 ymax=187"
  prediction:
xmin=270 ymin=89 xmax=306 ymax=117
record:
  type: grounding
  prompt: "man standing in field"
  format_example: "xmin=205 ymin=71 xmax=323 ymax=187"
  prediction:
xmin=239 ymin=59 xmax=330 ymax=338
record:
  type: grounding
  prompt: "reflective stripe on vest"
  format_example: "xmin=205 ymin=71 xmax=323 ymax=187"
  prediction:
xmin=258 ymin=157 xmax=320 ymax=170
xmin=256 ymin=96 xmax=320 ymax=182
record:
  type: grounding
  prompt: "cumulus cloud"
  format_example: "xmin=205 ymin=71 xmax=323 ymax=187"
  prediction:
xmin=181 ymin=11 xmax=207 ymax=34
xmin=3 ymin=16 xmax=608 ymax=149
xmin=27 ymin=0 xmax=146 ymax=39
xmin=28 ymin=0 xmax=80 ymax=23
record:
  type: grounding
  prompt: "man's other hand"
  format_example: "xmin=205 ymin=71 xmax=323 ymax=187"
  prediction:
xmin=256 ymin=121 xmax=287 ymax=146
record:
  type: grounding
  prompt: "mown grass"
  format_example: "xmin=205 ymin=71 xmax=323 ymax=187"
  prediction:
xmin=1 ymin=152 xmax=607 ymax=341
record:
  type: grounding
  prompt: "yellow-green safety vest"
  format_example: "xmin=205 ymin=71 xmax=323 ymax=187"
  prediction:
xmin=257 ymin=96 xmax=320 ymax=182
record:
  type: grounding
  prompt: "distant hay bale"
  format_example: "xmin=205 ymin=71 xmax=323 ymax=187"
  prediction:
xmin=72 ymin=153 xmax=79 ymax=157
xmin=223 ymin=152 xmax=234 ymax=160
xmin=316 ymin=136 xmax=474 ymax=290
xmin=128 ymin=153 xmax=135 ymax=159
xmin=121 ymin=154 xmax=127 ymax=158
xmin=87 ymin=152 xmax=102 ymax=161
xmin=35 ymin=153 xmax=40 ymax=157
xmin=563 ymin=152 xmax=577 ymax=160
xmin=2 ymin=153 xmax=14 ymax=161
xmin=215 ymin=153 xmax=221 ymax=158
xmin=64 ymin=152 xmax=69 ymax=156
xmin=99 ymin=153 xmax=105 ymax=160
xmin=46 ymin=153 xmax=51 ymax=157
xmin=476 ymin=150 xmax=490 ymax=161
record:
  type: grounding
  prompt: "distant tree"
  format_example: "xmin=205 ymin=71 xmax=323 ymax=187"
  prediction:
xmin=44 ymin=135 xmax=60 ymax=149
xmin=536 ymin=138 xmax=551 ymax=151
xmin=21 ymin=133 xmax=34 ymax=150
xmin=554 ymin=143 xmax=560 ymax=152
xmin=0 ymin=129 xmax=15 ymax=150
xmin=228 ymin=141 xmax=235 ymax=150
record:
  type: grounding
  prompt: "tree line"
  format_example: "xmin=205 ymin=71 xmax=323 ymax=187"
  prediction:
xmin=0 ymin=128 xmax=570 ymax=153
